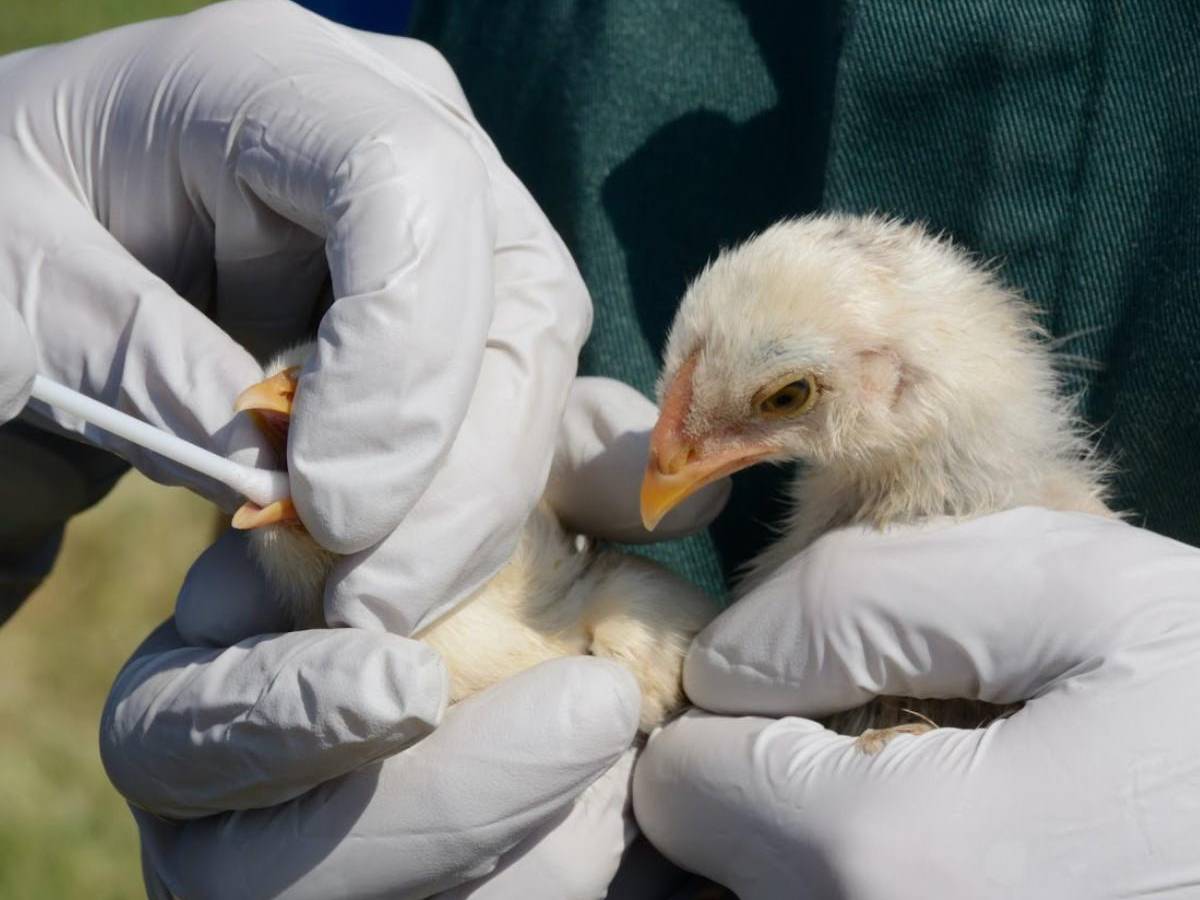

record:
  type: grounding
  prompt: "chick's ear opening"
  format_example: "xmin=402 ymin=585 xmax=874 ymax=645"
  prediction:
xmin=856 ymin=347 xmax=907 ymax=409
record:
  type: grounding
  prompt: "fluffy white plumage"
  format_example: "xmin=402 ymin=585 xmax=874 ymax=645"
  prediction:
xmin=649 ymin=213 xmax=1114 ymax=745
xmin=245 ymin=344 xmax=716 ymax=733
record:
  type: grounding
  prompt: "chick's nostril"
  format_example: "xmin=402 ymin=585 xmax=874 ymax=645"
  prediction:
xmin=660 ymin=444 xmax=696 ymax=476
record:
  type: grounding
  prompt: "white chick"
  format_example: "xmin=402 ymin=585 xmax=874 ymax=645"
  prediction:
xmin=640 ymin=213 xmax=1113 ymax=751
xmin=232 ymin=344 xmax=716 ymax=733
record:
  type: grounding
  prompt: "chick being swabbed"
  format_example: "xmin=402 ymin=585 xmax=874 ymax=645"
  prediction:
xmin=641 ymin=213 xmax=1114 ymax=752
xmin=232 ymin=346 xmax=716 ymax=733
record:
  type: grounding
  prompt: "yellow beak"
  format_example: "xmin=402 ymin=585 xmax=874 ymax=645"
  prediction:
xmin=234 ymin=367 xmax=299 ymax=416
xmin=232 ymin=498 xmax=298 ymax=530
xmin=640 ymin=353 xmax=772 ymax=531
xmin=639 ymin=444 xmax=772 ymax=531
xmin=231 ymin=367 xmax=302 ymax=530
xmin=640 ymin=462 xmax=708 ymax=532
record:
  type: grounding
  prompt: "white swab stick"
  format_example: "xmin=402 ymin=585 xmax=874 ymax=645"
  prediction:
xmin=29 ymin=375 xmax=290 ymax=508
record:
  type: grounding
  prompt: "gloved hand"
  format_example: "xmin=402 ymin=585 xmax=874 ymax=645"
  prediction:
xmin=634 ymin=508 xmax=1200 ymax=899
xmin=0 ymin=0 xmax=594 ymax=634
xmin=0 ymin=302 xmax=34 ymax=422
xmin=102 ymin=376 xmax=729 ymax=900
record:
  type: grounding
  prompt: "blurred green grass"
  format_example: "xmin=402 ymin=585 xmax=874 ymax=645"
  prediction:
xmin=0 ymin=477 xmax=214 ymax=900
xmin=0 ymin=0 xmax=212 ymax=52
xmin=0 ymin=4 xmax=216 ymax=899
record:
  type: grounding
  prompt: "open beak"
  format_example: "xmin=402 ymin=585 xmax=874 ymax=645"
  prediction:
xmin=234 ymin=367 xmax=299 ymax=454
xmin=640 ymin=357 xmax=771 ymax=531
xmin=231 ymin=498 xmax=298 ymax=530
xmin=232 ymin=367 xmax=301 ymax=530
xmin=234 ymin=367 xmax=299 ymax=416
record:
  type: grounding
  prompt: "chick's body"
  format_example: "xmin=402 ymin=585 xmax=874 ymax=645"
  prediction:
xmin=646 ymin=213 xmax=1114 ymax=745
xmin=248 ymin=345 xmax=716 ymax=733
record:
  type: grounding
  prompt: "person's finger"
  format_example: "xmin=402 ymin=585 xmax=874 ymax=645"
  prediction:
xmin=546 ymin=377 xmax=731 ymax=543
xmin=324 ymin=174 xmax=588 ymax=630
xmin=1 ymin=164 xmax=271 ymax=510
xmin=641 ymin=636 xmax=1200 ymax=900
xmin=191 ymin=7 xmax=505 ymax=554
xmin=101 ymin=618 xmax=447 ymax=819
xmin=173 ymin=528 xmax=290 ymax=647
xmin=633 ymin=711 xmax=991 ymax=900
xmin=136 ymin=657 xmax=640 ymax=900
xmin=437 ymin=748 xmax=637 ymax=900
xmin=280 ymin=113 xmax=498 ymax=555
xmin=635 ymin=712 xmax=848 ymax=898
xmin=220 ymin=11 xmax=596 ymax=565
xmin=331 ymin=27 xmax=474 ymax=115
xmin=0 ymin=300 xmax=35 ymax=422
xmin=685 ymin=508 xmax=1200 ymax=717
xmin=323 ymin=374 xmax=730 ymax=638
xmin=253 ymin=25 xmax=586 ymax=631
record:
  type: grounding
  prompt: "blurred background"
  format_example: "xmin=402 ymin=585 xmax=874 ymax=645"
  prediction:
xmin=0 ymin=472 xmax=210 ymax=900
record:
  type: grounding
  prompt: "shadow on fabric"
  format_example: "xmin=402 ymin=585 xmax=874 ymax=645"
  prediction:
xmin=601 ymin=0 xmax=843 ymax=580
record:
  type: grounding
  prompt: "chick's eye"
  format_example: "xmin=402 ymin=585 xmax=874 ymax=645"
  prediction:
xmin=756 ymin=378 xmax=815 ymax=417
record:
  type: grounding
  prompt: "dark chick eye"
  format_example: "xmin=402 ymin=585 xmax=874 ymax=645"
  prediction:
xmin=758 ymin=379 xmax=812 ymax=416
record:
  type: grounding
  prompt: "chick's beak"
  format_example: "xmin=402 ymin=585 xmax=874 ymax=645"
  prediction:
xmin=232 ymin=366 xmax=302 ymax=530
xmin=640 ymin=440 xmax=771 ymax=532
xmin=640 ymin=357 xmax=770 ymax=531
xmin=234 ymin=367 xmax=299 ymax=417
xmin=641 ymin=450 xmax=701 ymax=533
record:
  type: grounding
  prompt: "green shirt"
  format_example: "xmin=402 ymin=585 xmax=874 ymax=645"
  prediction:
xmin=412 ymin=0 xmax=1200 ymax=595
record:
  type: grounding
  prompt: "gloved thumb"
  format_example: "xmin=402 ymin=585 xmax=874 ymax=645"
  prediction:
xmin=0 ymin=300 xmax=35 ymax=423
xmin=102 ymin=531 xmax=448 ymax=819
xmin=634 ymin=710 xmax=982 ymax=900
xmin=546 ymin=377 xmax=730 ymax=543
xmin=684 ymin=508 xmax=1191 ymax=718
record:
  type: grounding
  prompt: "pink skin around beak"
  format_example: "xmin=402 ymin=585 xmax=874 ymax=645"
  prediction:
xmin=640 ymin=355 xmax=774 ymax=531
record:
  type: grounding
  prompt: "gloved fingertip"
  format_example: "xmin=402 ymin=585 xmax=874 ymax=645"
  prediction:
xmin=175 ymin=529 xmax=290 ymax=646
xmin=680 ymin=615 xmax=797 ymax=716
xmin=563 ymin=376 xmax=657 ymax=428
xmin=633 ymin=712 xmax=742 ymax=864
xmin=0 ymin=303 xmax=36 ymax=422
xmin=472 ymin=656 xmax=640 ymax=770
xmin=290 ymin=467 xmax=398 ymax=556
xmin=355 ymin=633 xmax=450 ymax=741
xmin=634 ymin=712 xmax=836 ymax=894
xmin=554 ymin=656 xmax=642 ymax=756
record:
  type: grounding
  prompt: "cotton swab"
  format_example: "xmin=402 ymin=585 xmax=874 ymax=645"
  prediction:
xmin=28 ymin=375 xmax=290 ymax=508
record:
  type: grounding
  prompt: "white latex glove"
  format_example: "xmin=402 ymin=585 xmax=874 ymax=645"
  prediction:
xmin=102 ymin=378 xmax=728 ymax=899
xmin=634 ymin=508 xmax=1200 ymax=899
xmin=1 ymin=0 xmax=598 ymax=634
xmin=0 ymin=301 xmax=35 ymax=422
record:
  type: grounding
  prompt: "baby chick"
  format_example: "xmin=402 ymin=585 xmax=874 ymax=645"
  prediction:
xmin=232 ymin=344 xmax=717 ymax=733
xmin=640 ymin=213 xmax=1113 ymax=751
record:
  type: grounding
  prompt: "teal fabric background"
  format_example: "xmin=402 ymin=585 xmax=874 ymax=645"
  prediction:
xmin=412 ymin=0 xmax=1199 ymax=593
xmin=412 ymin=2 xmax=844 ymax=596
xmin=823 ymin=1 xmax=1200 ymax=546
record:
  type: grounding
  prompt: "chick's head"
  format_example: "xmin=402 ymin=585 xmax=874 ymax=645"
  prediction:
xmin=641 ymin=214 xmax=1046 ymax=530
